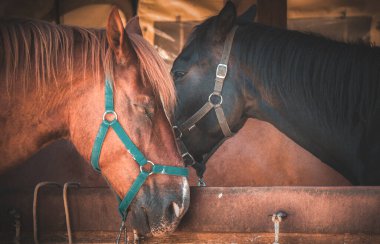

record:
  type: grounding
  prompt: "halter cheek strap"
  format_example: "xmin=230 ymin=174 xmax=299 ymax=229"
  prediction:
xmin=178 ymin=26 xmax=238 ymax=137
xmin=175 ymin=26 xmax=238 ymax=184
xmin=91 ymin=78 xmax=188 ymax=220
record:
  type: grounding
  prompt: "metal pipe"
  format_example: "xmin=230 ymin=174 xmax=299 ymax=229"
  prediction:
xmin=63 ymin=182 xmax=80 ymax=244
xmin=33 ymin=182 xmax=61 ymax=244
xmin=8 ymin=208 xmax=21 ymax=244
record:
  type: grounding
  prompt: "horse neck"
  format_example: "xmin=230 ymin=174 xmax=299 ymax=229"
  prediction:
xmin=0 ymin=60 xmax=96 ymax=173
xmin=238 ymin=25 xmax=380 ymax=184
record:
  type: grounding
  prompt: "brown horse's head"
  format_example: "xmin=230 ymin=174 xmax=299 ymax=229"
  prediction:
xmin=0 ymin=8 xmax=188 ymax=236
xmin=69 ymin=9 xmax=189 ymax=236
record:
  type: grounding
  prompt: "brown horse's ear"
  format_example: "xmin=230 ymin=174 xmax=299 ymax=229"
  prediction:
xmin=213 ymin=1 xmax=236 ymax=42
xmin=107 ymin=7 xmax=128 ymax=65
xmin=126 ymin=16 xmax=143 ymax=36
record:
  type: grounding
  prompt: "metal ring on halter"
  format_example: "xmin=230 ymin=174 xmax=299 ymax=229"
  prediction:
xmin=172 ymin=126 xmax=183 ymax=139
xmin=208 ymin=92 xmax=223 ymax=106
xmin=140 ymin=160 xmax=155 ymax=176
xmin=103 ymin=110 xmax=118 ymax=124
xmin=182 ymin=152 xmax=195 ymax=166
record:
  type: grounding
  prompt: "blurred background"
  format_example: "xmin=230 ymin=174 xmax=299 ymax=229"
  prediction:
xmin=0 ymin=0 xmax=376 ymax=195
xmin=1 ymin=0 xmax=376 ymax=239
xmin=1 ymin=0 xmax=379 ymax=65
xmin=0 ymin=0 xmax=376 ymax=190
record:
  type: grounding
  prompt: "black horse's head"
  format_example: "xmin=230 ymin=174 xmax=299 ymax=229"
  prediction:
xmin=172 ymin=2 xmax=256 ymax=162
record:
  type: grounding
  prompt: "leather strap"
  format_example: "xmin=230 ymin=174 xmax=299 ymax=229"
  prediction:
xmin=215 ymin=105 xmax=232 ymax=137
xmin=180 ymin=102 xmax=214 ymax=132
xmin=175 ymin=26 xmax=238 ymax=182
xmin=179 ymin=26 xmax=237 ymax=137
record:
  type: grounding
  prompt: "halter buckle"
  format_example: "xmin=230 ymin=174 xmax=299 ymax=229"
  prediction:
xmin=140 ymin=160 xmax=155 ymax=176
xmin=182 ymin=152 xmax=196 ymax=166
xmin=198 ymin=177 xmax=206 ymax=187
xmin=216 ymin=64 xmax=228 ymax=79
xmin=172 ymin=126 xmax=183 ymax=139
xmin=208 ymin=92 xmax=223 ymax=106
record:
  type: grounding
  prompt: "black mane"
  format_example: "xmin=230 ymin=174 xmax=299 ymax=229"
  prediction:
xmin=192 ymin=17 xmax=380 ymax=131
xmin=243 ymin=24 xmax=380 ymax=130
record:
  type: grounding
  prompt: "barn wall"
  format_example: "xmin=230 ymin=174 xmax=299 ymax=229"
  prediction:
xmin=1 ymin=1 xmax=379 ymax=241
xmin=1 ymin=187 xmax=379 ymax=242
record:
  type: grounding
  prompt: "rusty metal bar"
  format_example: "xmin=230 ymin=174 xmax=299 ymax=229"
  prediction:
xmin=63 ymin=182 xmax=80 ymax=244
xmin=33 ymin=182 xmax=61 ymax=244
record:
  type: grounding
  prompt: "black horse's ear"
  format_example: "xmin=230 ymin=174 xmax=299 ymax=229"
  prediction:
xmin=126 ymin=16 xmax=143 ymax=36
xmin=237 ymin=4 xmax=257 ymax=24
xmin=213 ymin=1 xmax=237 ymax=42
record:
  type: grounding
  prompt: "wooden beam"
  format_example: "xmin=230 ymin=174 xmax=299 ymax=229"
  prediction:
xmin=1 ymin=187 xmax=379 ymax=235
xmin=1 ymin=231 xmax=379 ymax=243
xmin=257 ymin=0 xmax=287 ymax=28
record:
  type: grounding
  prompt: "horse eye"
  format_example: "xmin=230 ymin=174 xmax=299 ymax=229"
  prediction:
xmin=173 ymin=71 xmax=186 ymax=80
xmin=144 ymin=107 xmax=155 ymax=120
xmin=133 ymin=103 xmax=155 ymax=120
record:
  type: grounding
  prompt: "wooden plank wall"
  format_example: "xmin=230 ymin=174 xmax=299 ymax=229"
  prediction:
xmin=257 ymin=0 xmax=287 ymax=28
xmin=1 ymin=187 xmax=380 ymax=242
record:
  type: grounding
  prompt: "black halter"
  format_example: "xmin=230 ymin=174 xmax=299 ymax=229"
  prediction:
xmin=174 ymin=26 xmax=238 ymax=186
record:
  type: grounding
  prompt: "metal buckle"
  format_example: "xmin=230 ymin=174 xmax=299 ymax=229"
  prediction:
xmin=140 ymin=160 xmax=155 ymax=176
xmin=172 ymin=126 xmax=182 ymax=139
xmin=182 ymin=152 xmax=196 ymax=167
xmin=198 ymin=177 xmax=206 ymax=187
xmin=208 ymin=92 xmax=223 ymax=106
xmin=216 ymin=64 xmax=227 ymax=79
xmin=103 ymin=110 xmax=118 ymax=124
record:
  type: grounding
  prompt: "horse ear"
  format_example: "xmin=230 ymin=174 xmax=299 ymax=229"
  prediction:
xmin=107 ymin=7 xmax=129 ymax=65
xmin=213 ymin=1 xmax=237 ymax=42
xmin=126 ymin=16 xmax=143 ymax=36
xmin=237 ymin=4 xmax=256 ymax=24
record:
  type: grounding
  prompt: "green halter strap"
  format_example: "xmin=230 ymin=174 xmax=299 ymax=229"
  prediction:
xmin=90 ymin=78 xmax=188 ymax=220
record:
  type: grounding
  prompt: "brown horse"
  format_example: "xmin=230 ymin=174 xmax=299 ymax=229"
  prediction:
xmin=188 ymin=119 xmax=351 ymax=186
xmin=0 ymin=9 xmax=189 ymax=237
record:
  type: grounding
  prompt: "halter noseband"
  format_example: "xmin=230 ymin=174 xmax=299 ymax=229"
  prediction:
xmin=174 ymin=26 xmax=238 ymax=185
xmin=90 ymin=78 xmax=188 ymax=221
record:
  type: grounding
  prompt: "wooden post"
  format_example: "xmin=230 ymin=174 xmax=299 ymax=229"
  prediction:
xmin=257 ymin=0 xmax=287 ymax=28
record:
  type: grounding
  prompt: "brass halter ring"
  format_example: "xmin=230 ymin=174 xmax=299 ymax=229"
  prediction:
xmin=140 ymin=160 xmax=155 ymax=176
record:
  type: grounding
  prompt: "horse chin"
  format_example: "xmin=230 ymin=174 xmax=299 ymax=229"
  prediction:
xmin=130 ymin=207 xmax=179 ymax=238
xmin=129 ymin=208 xmax=151 ymax=237
xmin=149 ymin=220 xmax=179 ymax=237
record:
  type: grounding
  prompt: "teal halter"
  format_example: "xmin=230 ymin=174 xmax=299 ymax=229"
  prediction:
xmin=91 ymin=78 xmax=188 ymax=220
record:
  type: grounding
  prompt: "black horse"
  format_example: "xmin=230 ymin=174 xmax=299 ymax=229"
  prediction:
xmin=172 ymin=2 xmax=380 ymax=185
